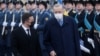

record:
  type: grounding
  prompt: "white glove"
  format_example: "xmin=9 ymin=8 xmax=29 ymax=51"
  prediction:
xmin=11 ymin=22 xmax=16 ymax=26
xmin=19 ymin=23 xmax=22 ymax=27
xmin=3 ymin=22 xmax=8 ymax=26
xmin=34 ymin=24 xmax=39 ymax=29
xmin=80 ymin=39 xmax=84 ymax=46
xmin=80 ymin=45 xmax=90 ymax=54
xmin=87 ymin=38 xmax=95 ymax=48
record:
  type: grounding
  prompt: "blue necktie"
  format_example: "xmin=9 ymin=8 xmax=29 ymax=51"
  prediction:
xmin=58 ymin=19 xmax=63 ymax=26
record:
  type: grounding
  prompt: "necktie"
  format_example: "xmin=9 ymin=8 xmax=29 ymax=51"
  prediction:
xmin=58 ymin=19 xmax=63 ymax=26
xmin=27 ymin=29 xmax=30 ymax=36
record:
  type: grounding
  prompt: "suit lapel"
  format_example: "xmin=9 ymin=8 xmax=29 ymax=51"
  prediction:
xmin=20 ymin=26 xmax=30 ymax=39
xmin=52 ymin=18 xmax=61 ymax=27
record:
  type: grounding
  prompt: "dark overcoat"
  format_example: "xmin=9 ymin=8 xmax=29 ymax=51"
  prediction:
xmin=44 ymin=15 xmax=81 ymax=56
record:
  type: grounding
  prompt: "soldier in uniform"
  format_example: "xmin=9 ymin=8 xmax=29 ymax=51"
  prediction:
xmin=82 ymin=1 xmax=95 ymax=56
xmin=0 ymin=1 xmax=9 ymax=56
xmin=14 ymin=1 xmax=24 ymax=29
xmin=5 ymin=1 xmax=16 ymax=56
xmin=24 ymin=1 xmax=32 ymax=13
xmin=94 ymin=1 xmax=100 ymax=56
xmin=74 ymin=1 xmax=91 ymax=56
xmin=45 ymin=1 xmax=53 ymax=19
xmin=74 ymin=1 xmax=85 ymax=33
xmin=30 ymin=1 xmax=38 ymax=19
xmin=33 ymin=1 xmax=51 ymax=56
xmin=64 ymin=1 xmax=76 ymax=17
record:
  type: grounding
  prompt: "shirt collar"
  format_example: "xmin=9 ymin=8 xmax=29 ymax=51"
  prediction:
xmin=22 ymin=24 xmax=29 ymax=31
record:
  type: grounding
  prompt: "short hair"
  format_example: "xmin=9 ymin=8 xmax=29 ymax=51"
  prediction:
xmin=22 ymin=13 xmax=32 ymax=23
xmin=39 ymin=1 xmax=47 ymax=9
xmin=53 ymin=4 xmax=63 ymax=9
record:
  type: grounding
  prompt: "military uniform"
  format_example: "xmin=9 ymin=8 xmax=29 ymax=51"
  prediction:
xmin=94 ymin=11 xmax=100 ymax=56
xmin=82 ymin=10 xmax=95 ymax=56
xmin=13 ymin=1 xmax=23 ymax=28
xmin=74 ymin=1 xmax=93 ymax=56
xmin=0 ymin=9 xmax=8 ymax=56
xmin=0 ymin=1 xmax=9 ymax=55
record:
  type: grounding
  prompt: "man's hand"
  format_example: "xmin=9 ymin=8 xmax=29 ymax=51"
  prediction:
xmin=50 ymin=50 xmax=56 ymax=56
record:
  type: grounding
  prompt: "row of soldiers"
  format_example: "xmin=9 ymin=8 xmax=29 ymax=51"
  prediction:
xmin=0 ymin=0 xmax=100 ymax=56
xmin=63 ymin=1 xmax=100 ymax=56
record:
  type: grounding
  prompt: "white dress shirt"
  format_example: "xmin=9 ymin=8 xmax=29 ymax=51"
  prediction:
xmin=22 ymin=25 xmax=31 ymax=36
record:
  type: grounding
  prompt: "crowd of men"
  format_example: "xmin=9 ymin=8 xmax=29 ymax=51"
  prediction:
xmin=0 ymin=0 xmax=100 ymax=56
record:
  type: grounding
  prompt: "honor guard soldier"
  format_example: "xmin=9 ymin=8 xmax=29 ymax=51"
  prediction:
xmin=4 ymin=1 xmax=16 ymax=56
xmin=30 ymin=1 xmax=38 ymax=19
xmin=7 ymin=1 xmax=15 ymax=31
xmin=82 ymin=1 xmax=95 ymax=56
xmin=14 ymin=1 xmax=24 ymax=28
xmin=74 ymin=1 xmax=91 ymax=56
xmin=45 ymin=1 xmax=54 ymax=19
xmin=94 ymin=1 xmax=100 ymax=56
xmin=74 ymin=1 xmax=85 ymax=36
xmin=0 ymin=1 xmax=7 ymax=36
xmin=24 ymin=1 xmax=32 ymax=13
xmin=63 ymin=1 xmax=76 ymax=17
xmin=0 ymin=1 xmax=8 ymax=56
xmin=33 ymin=1 xmax=51 ymax=56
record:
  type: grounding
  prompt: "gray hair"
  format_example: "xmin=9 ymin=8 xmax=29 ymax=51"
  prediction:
xmin=53 ymin=4 xmax=63 ymax=9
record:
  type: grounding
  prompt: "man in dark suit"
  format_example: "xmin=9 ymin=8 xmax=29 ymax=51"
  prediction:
xmin=11 ymin=13 xmax=41 ymax=56
xmin=44 ymin=4 xmax=81 ymax=56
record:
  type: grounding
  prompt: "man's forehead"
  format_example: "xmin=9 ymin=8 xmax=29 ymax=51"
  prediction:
xmin=53 ymin=6 xmax=63 ymax=10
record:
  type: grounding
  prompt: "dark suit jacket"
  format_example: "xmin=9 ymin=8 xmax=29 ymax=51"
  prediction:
xmin=11 ymin=26 xmax=41 ymax=56
xmin=44 ymin=16 xmax=81 ymax=56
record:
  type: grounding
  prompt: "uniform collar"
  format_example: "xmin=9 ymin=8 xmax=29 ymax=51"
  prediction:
xmin=16 ymin=9 xmax=22 ymax=13
xmin=8 ymin=10 xmax=14 ymax=14
xmin=40 ymin=9 xmax=45 ymax=14
xmin=86 ymin=10 xmax=93 ymax=15
xmin=2 ymin=9 xmax=7 ymax=13
xmin=96 ymin=11 xmax=100 ymax=15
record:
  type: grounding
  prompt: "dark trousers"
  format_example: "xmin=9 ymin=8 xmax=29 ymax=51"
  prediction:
xmin=94 ymin=33 xmax=100 ymax=56
xmin=0 ymin=30 xmax=12 ymax=56
xmin=38 ymin=32 xmax=49 ymax=56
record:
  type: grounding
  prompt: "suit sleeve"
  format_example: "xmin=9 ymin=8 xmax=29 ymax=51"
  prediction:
xmin=34 ymin=30 xmax=42 ymax=56
xmin=11 ymin=30 xmax=22 ymax=56
xmin=43 ymin=22 xmax=54 ymax=53
xmin=73 ymin=19 xmax=82 ymax=56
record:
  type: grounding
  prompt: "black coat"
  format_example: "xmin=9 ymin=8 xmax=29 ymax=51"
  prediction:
xmin=44 ymin=16 xmax=81 ymax=56
xmin=11 ymin=26 xmax=41 ymax=56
